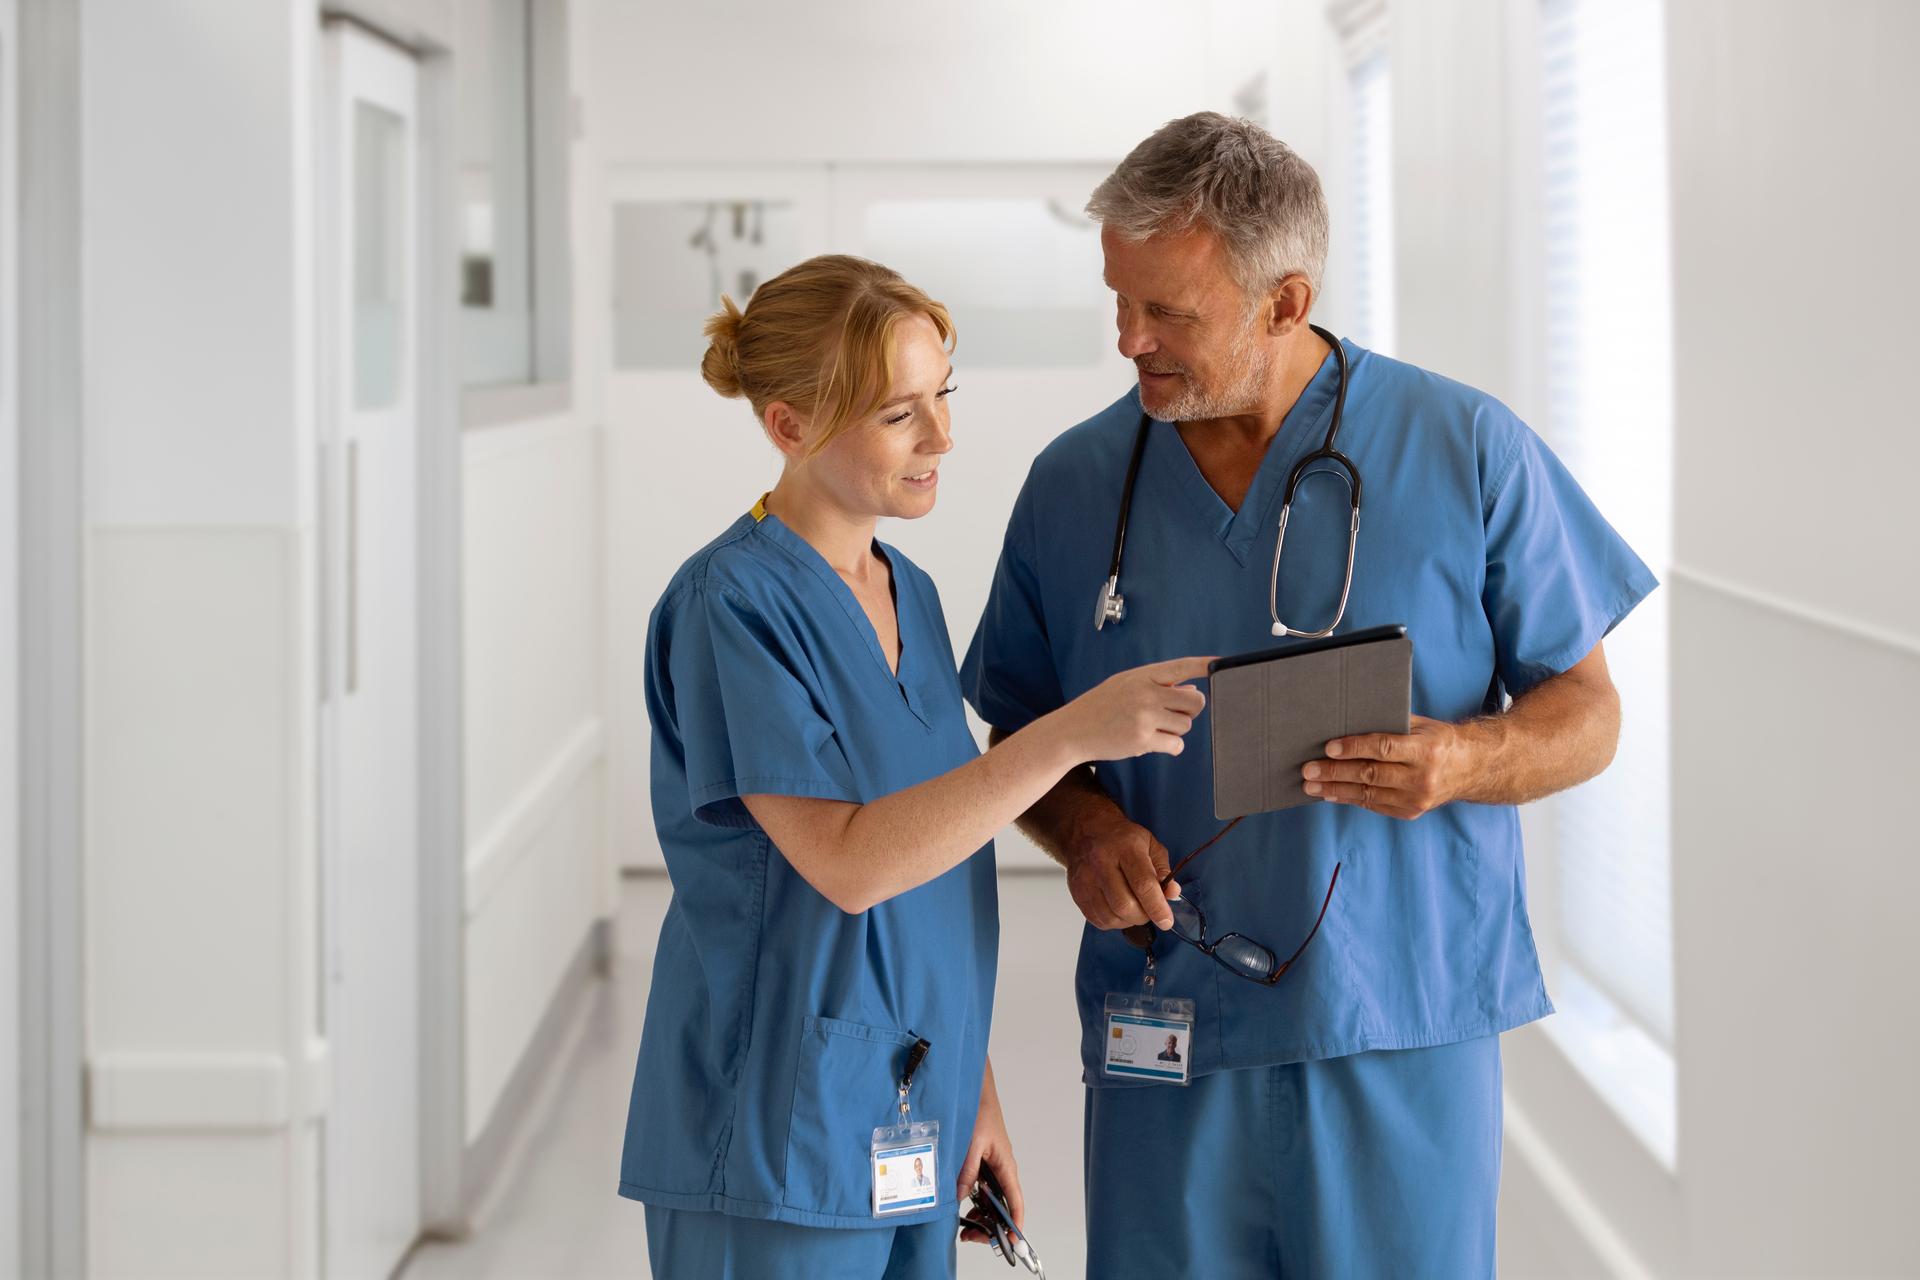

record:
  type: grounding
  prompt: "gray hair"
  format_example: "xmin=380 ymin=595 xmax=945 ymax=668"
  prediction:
xmin=1086 ymin=112 xmax=1331 ymax=299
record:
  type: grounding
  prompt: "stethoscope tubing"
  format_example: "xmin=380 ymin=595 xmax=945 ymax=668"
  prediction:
xmin=1100 ymin=324 xmax=1361 ymax=638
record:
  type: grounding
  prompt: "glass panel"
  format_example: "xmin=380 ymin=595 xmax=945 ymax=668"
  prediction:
xmin=611 ymin=199 xmax=808 ymax=371
xmin=1348 ymin=51 xmax=1396 ymax=355
xmin=1539 ymin=0 xmax=1675 ymax=1046
xmin=353 ymin=102 xmax=406 ymax=410
xmin=458 ymin=0 xmax=534 ymax=388
xmin=860 ymin=198 xmax=1107 ymax=367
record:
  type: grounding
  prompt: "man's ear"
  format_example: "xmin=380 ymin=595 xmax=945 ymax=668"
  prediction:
xmin=762 ymin=402 xmax=809 ymax=458
xmin=1265 ymin=274 xmax=1316 ymax=336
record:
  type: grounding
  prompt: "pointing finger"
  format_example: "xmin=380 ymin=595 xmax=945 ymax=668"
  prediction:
xmin=1148 ymin=656 xmax=1216 ymax=686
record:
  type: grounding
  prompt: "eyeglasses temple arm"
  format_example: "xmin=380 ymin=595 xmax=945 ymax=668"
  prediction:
xmin=1164 ymin=815 xmax=1244 ymax=886
xmin=1275 ymin=861 xmax=1341 ymax=974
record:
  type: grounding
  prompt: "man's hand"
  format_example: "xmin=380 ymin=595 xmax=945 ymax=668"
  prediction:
xmin=1300 ymin=645 xmax=1623 ymax=816
xmin=1300 ymin=715 xmax=1471 ymax=820
xmin=1063 ymin=806 xmax=1181 ymax=931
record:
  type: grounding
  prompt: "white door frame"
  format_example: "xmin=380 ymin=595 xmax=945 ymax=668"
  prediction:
xmin=1 ymin=0 xmax=22 ymax=1268
xmin=15 ymin=0 xmax=86 ymax=1274
xmin=315 ymin=6 xmax=468 ymax=1257
xmin=404 ymin=27 xmax=468 ymax=1242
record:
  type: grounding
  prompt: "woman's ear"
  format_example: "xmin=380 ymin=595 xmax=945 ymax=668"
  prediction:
xmin=762 ymin=402 xmax=810 ymax=458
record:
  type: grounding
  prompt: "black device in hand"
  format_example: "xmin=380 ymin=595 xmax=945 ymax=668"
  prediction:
xmin=960 ymin=1161 xmax=1045 ymax=1276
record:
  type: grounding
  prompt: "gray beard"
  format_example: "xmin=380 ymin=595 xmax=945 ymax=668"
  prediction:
xmin=1141 ymin=327 xmax=1273 ymax=423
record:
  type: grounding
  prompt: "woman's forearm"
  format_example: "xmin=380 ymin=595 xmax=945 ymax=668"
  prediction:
xmin=743 ymin=712 xmax=1081 ymax=913
xmin=743 ymin=657 xmax=1209 ymax=913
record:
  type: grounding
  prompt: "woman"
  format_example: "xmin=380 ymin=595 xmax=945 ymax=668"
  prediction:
xmin=617 ymin=254 xmax=1207 ymax=1278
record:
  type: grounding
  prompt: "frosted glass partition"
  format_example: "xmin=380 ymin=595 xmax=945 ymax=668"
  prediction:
xmin=612 ymin=199 xmax=808 ymax=371
xmin=860 ymin=198 xmax=1107 ymax=368
xmin=353 ymin=102 xmax=406 ymax=411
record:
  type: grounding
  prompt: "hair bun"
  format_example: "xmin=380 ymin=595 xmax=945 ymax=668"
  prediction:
xmin=700 ymin=295 xmax=747 ymax=398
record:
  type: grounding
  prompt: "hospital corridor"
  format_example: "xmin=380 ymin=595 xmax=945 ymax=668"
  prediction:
xmin=3 ymin=1 xmax=1916 ymax=1278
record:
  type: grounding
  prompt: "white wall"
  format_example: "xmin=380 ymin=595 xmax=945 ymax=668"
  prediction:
xmin=80 ymin=2 xmax=326 ymax=1276
xmin=457 ymin=0 xmax=614 ymax=1152
xmin=583 ymin=0 xmax=1282 ymax=168
xmin=1651 ymin=0 xmax=1917 ymax=1270
xmin=461 ymin=411 xmax=606 ymax=1143
xmin=1390 ymin=1 xmax=1920 ymax=1275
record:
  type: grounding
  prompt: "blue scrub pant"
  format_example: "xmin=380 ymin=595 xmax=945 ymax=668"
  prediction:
xmin=643 ymin=1205 xmax=955 ymax=1280
xmin=1084 ymin=1035 xmax=1502 ymax=1279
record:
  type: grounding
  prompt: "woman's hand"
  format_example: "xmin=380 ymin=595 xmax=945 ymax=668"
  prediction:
xmin=956 ymin=1058 xmax=1024 ymax=1244
xmin=1047 ymin=656 xmax=1213 ymax=763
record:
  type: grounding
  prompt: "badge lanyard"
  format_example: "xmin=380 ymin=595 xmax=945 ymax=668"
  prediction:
xmin=871 ymin=1037 xmax=941 ymax=1216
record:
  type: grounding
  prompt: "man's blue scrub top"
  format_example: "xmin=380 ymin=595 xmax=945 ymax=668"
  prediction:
xmin=619 ymin=507 xmax=998 ymax=1227
xmin=961 ymin=341 xmax=1657 ymax=1085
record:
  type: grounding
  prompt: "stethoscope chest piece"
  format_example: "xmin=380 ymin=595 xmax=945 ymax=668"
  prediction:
xmin=1094 ymin=576 xmax=1126 ymax=630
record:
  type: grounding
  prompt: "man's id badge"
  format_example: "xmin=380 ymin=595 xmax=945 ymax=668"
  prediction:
xmin=870 ymin=1120 xmax=940 ymax=1216
xmin=1103 ymin=991 xmax=1194 ymax=1085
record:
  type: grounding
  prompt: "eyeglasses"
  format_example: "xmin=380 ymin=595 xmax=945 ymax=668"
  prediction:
xmin=1130 ymin=817 xmax=1341 ymax=986
xmin=961 ymin=1163 xmax=1044 ymax=1276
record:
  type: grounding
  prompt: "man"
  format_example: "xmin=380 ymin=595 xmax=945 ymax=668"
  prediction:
xmin=961 ymin=113 xmax=1655 ymax=1277
xmin=1157 ymin=1034 xmax=1182 ymax=1064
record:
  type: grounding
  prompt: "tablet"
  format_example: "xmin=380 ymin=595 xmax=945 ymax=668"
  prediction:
xmin=1208 ymin=625 xmax=1412 ymax=819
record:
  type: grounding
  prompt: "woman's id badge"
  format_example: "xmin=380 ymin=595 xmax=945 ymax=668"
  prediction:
xmin=1103 ymin=991 xmax=1194 ymax=1085
xmin=870 ymin=1120 xmax=940 ymax=1216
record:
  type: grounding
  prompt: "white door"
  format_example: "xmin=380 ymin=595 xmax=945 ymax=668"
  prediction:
xmin=319 ymin=21 xmax=421 ymax=1280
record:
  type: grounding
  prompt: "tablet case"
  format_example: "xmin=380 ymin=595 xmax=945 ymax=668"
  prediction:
xmin=1209 ymin=627 xmax=1413 ymax=819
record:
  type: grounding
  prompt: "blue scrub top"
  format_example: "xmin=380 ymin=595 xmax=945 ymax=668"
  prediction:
xmin=619 ymin=505 xmax=998 ymax=1228
xmin=961 ymin=341 xmax=1657 ymax=1085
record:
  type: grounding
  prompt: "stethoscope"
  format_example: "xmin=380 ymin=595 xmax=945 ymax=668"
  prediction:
xmin=1094 ymin=324 xmax=1360 ymax=639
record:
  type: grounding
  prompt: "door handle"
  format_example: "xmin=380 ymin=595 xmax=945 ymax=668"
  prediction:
xmin=346 ymin=438 xmax=359 ymax=697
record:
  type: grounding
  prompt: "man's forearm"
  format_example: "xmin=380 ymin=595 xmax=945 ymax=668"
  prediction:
xmin=1449 ymin=657 xmax=1621 ymax=807
xmin=986 ymin=727 xmax=1124 ymax=866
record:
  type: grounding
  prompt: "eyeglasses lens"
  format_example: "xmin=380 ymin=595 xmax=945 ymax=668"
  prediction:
xmin=1167 ymin=895 xmax=1204 ymax=941
xmin=1214 ymin=935 xmax=1277 ymax=979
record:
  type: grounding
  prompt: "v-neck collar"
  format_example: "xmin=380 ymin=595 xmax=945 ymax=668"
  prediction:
xmin=749 ymin=503 xmax=932 ymax=727
xmin=1155 ymin=340 xmax=1347 ymax=567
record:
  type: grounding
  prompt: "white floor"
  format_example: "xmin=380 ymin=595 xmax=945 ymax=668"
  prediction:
xmin=401 ymin=869 xmax=1091 ymax=1280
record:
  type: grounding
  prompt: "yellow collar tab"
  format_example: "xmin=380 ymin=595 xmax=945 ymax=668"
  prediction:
xmin=749 ymin=492 xmax=771 ymax=523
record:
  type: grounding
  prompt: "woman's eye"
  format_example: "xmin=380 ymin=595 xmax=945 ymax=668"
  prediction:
xmin=937 ymin=384 xmax=958 ymax=398
xmin=884 ymin=409 xmax=912 ymax=426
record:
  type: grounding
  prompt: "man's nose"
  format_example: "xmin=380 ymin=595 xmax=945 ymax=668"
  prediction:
xmin=1117 ymin=315 xmax=1156 ymax=361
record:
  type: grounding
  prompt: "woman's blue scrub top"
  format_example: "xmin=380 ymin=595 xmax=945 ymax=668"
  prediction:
xmin=618 ymin=506 xmax=998 ymax=1228
xmin=961 ymin=341 xmax=1657 ymax=1085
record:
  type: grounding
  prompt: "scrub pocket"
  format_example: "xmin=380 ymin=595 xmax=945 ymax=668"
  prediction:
xmin=782 ymin=1016 xmax=930 ymax=1218
xmin=1334 ymin=835 xmax=1484 ymax=1036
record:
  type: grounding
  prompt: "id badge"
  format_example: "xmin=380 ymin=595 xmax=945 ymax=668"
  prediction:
xmin=870 ymin=1120 xmax=940 ymax=1217
xmin=1103 ymin=991 xmax=1194 ymax=1085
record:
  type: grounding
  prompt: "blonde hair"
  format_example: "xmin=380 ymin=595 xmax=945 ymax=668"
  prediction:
xmin=700 ymin=255 xmax=955 ymax=455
